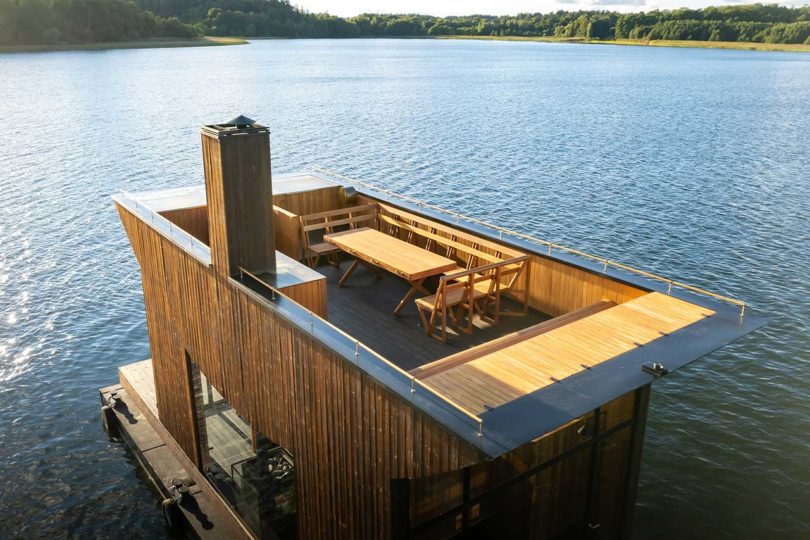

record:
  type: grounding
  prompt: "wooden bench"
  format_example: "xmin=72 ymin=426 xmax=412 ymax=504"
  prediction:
xmin=410 ymin=300 xmax=618 ymax=378
xmin=375 ymin=202 xmax=530 ymax=319
xmin=415 ymin=269 xmax=497 ymax=343
xmin=298 ymin=204 xmax=379 ymax=267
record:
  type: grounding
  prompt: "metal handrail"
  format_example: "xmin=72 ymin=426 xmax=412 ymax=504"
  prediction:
xmin=310 ymin=167 xmax=747 ymax=317
xmin=237 ymin=267 xmax=486 ymax=435
xmin=116 ymin=191 xmax=211 ymax=265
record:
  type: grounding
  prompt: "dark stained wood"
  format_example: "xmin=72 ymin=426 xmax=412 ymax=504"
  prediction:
xmin=201 ymin=127 xmax=276 ymax=277
xmin=116 ymin=168 xmax=654 ymax=539
xmin=320 ymin=261 xmax=548 ymax=372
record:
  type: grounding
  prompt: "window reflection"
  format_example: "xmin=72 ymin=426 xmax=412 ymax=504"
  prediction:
xmin=190 ymin=362 xmax=297 ymax=539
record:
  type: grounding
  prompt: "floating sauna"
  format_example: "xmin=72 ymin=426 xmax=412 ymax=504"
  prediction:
xmin=103 ymin=117 xmax=765 ymax=539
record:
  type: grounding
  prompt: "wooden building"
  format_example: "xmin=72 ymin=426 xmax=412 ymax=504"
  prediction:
xmin=108 ymin=117 xmax=765 ymax=539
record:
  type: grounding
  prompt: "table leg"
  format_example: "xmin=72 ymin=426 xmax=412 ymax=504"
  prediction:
xmin=394 ymin=278 xmax=428 ymax=315
xmin=338 ymin=259 xmax=361 ymax=287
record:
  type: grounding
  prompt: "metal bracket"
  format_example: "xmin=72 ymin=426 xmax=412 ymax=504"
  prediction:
xmin=641 ymin=362 xmax=669 ymax=378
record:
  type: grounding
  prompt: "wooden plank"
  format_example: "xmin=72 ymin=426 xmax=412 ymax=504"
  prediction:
xmin=325 ymin=227 xmax=457 ymax=282
xmin=410 ymin=301 xmax=616 ymax=379
xmin=421 ymin=293 xmax=714 ymax=415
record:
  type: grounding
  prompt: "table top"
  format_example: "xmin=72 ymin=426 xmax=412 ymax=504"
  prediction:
xmin=324 ymin=227 xmax=457 ymax=281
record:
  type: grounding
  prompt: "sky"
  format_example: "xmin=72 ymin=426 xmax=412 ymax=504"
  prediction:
xmin=293 ymin=0 xmax=805 ymax=17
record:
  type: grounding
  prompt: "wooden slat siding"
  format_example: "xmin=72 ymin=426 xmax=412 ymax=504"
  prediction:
xmin=117 ymin=205 xmax=198 ymax=458
xmin=356 ymin=195 xmax=646 ymax=316
xmin=202 ymin=131 xmax=275 ymax=277
xmin=278 ymin=278 xmax=328 ymax=319
xmin=523 ymin=254 xmax=646 ymax=317
xmin=273 ymin=205 xmax=303 ymax=259
xmin=118 ymin=203 xmax=487 ymax=539
xmin=160 ymin=205 xmax=210 ymax=245
xmin=273 ymin=186 xmax=342 ymax=216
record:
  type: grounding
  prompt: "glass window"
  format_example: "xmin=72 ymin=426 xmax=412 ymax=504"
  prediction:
xmin=189 ymin=361 xmax=297 ymax=539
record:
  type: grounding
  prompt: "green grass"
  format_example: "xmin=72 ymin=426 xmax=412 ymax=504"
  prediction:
xmin=0 ymin=36 xmax=247 ymax=54
xmin=437 ymin=35 xmax=810 ymax=53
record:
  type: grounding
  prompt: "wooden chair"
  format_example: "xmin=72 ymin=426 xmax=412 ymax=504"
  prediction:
xmin=299 ymin=204 xmax=378 ymax=267
xmin=415 ymin=272 xmax=496 ymax=343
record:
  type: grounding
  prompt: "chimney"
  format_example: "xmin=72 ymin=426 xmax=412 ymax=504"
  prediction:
xmin=201 ymin=115 xmax=276 ymax=277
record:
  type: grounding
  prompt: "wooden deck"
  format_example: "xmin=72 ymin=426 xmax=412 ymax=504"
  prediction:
xmin=421 ymin=292 xmax=715 ymax=414
xmin=110 ymin=361 xmax=254 ymax=540
xmin=320 ymin=260 xmax=549 ymax=372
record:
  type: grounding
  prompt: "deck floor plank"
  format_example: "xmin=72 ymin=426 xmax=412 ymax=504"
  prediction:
xmin=422 ymin=292 xmax=714 ymax=414
xmin=320 ymin=260 xmax=549 ymax=372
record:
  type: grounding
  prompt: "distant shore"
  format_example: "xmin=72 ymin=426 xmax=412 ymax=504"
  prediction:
xmin=0 ymin=36 xmax=247 ymax=54
xmin=438 ymin=35 xmax=810 ymax=53
xmin=5 ymin=35 xmax=807 ymax=54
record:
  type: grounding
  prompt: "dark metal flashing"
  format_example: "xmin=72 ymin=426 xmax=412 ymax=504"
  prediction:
xmin=478 ymin=307 xmax=766 ymax=446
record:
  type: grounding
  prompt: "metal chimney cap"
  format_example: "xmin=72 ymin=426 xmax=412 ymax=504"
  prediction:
xmin=201 ymin=115 xmax=268 ymax=138
xmin=224 ymin=115 xmax=256 ymax=128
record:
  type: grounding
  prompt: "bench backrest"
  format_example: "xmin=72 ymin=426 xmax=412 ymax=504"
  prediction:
xmin=377 ymin=202 xmax=528 ymax=290
xmin=299 ymin=204 xmax=379 ymax=249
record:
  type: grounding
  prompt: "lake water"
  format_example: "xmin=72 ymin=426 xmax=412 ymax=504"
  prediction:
xmin=0 ymin=38 xmax=808 ymax=538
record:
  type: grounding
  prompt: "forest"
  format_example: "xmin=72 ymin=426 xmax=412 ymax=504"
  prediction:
xmin=0 ymin=0 xmax=197 ymax=45
xmin=175 ymin=2 xmax=810 ymax=44
xmin=1 ymin=0 xmax=809 ymax=47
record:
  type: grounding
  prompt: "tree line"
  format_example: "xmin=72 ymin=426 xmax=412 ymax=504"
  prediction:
xmin=0 ymin=0 xmax=197 ymax=46
xmin=184 ymin=2 xmax=810 ymax=44
xmin=2 ymin=1 xmax=809 ymax=47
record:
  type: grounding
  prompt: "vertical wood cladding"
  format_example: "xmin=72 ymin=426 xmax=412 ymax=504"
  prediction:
xmin=278 ymin=279 xmax=328 ymax=319
xmin=357 ymin=195 xmax=647 ymax=317
xmin=520 ymin=255 xmax=646 ymax=317
xmin=117 ymin=204 xmax=484 ymax=539
xmin=201 ymin=129 xmax=276 ymax=277
xmin=160 ymin=205 xmax=209 ymax=245
xmin=273 ymin=186 xmax=342 ymax=216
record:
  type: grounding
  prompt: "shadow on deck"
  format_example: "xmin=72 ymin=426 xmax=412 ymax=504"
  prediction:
xmin=319 ymin=260 xmax=549 ymax=372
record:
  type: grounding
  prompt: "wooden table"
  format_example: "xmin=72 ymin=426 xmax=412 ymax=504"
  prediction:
xmin=324 ymin=227 xmax=458 ymax=315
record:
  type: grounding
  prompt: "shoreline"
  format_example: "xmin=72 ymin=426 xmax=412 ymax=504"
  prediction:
xmin=436 ymin=35 xmax=810 ymax=53
xmin=0 ymin=36 xmax=247 ymax=54
xmin=3 ymin=34 xmax=808 ymax=55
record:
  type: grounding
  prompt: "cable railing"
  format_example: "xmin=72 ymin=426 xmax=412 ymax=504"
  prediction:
xmin=310 ymin=167 xmax=747 ymax=318
xmin=236 ymin=267 xmax=486 ymax=437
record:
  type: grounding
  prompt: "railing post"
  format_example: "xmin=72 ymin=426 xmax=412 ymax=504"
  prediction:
xmin=410 ymin=377 xmax=416 ymax=394
xmin=478 ymin=419 xmax=483 ymax=437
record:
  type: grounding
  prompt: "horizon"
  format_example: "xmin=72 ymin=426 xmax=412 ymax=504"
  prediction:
xmin=293 ymin=0 xmax=809 ymax=17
